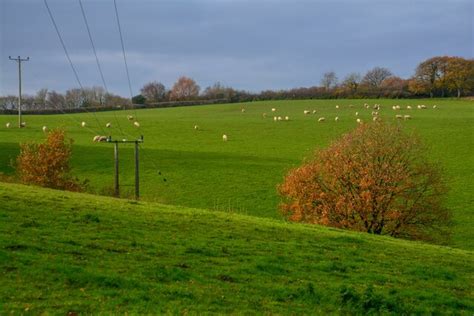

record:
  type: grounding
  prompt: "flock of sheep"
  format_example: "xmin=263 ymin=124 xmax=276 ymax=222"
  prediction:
xmin=3 ymin=103 xmax=438 ymax=143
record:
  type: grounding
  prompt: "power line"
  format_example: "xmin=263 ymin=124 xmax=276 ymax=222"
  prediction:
xmin=78 ymin=0 xmax=126 ymax=138
xmin=43 ymin=0 xmax=107 ymax=136
xmin=113 ymin=0 xmax=134 ymax=101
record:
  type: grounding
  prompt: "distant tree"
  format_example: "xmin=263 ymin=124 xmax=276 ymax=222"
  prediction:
xmin=65 ymin=88 xmax=84 ymax=109
xmin=279 ymin=121 xmax=451 ymax=243
xmin=170 ymin=76 xmax=200 ymax=101
xmin=132 ymin=94 xmax=146 ymax=104
xmin=34 ymin=88 xmax=48 ymax=109
xmin=409 ymin=56 xmax=449 ymax=97
xmin=445 ymin=57 xmax=474 ymax=97
xmin=0 ymin=95 xmax=17 ymax=110
xmin=16 ymin=129 xmax=85 ymax=191
xmin=342 ymin=73 xmax=362 ymax=94
xmin=46 ymin=91 xmax=65 ymax=109
xmin=104 ymin=93 xmax=131 ymax=108
xmin=362 ymin=67 xmax=393 ymax=88
xmin=203 ymin=82 xmax=235 ymax=100
xmin=140 ymin=81 xmax=166 ymax=103
xmin=320 ymin=71 xmax=338 ymax=90
xmin=380 ymin=76 xmax=409 ymax=98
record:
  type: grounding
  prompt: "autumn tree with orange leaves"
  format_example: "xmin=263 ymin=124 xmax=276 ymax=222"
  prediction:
xmin=16 ymin=129 xmax=85 ymax=192
xmin=279 ymin=122 xmax=451 ymax=243
xmin=169 ymin=76 xmax=200 ymax=101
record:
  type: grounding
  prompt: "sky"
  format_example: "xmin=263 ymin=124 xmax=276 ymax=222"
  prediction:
xmin=0 ymin=0 xmax=472 ymax=96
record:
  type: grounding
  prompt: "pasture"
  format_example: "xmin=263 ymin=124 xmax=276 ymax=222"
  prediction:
xmin=0 ymin=98 xmax=473 ymax=249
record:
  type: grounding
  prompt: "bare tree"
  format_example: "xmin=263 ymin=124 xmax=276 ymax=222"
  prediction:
xmin=362 ymin=67 xmax=393 ymax=88
xmin=140 ymin=81 xmax=166 ymax=103
xmin=203 ymin=82 xmax=235 ymax=100
xmin=0 ymin=96 xmax=17 ymax=110
xmin=342 ymin=72 xmax=362 ymax=93
xmin=320 ymin=71 xmax=338 ymax=90
xmin=47 ymin=91 xmax=66 ymax=109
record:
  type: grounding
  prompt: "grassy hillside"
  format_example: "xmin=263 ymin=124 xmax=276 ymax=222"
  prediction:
xmin=0 ymin=182 xmax=473 ymax=314
xmin=0 ymin=99 xmax=473 ymax=250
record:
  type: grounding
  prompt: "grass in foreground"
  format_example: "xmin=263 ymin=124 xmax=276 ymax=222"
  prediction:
xmin=0 ymin=99 xmax=473 ymax=250
xmin=0 ymin=182 xmax=472 ymax=314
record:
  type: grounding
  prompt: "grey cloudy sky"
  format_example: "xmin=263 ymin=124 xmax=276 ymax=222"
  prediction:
xmin=0 ymin=0 xmax=472 ymax=96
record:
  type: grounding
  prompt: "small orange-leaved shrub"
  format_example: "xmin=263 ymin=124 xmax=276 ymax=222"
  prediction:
xmin=16 ymin=129 xmax=85 ymax=192
xmin=279 ymin=121 xmax=451 ymax=242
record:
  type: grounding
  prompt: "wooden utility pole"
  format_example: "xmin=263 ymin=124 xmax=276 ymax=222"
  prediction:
xmin=8 ymin=56 xmax=29 ymax=128
xmin=108 ymin=136 xmax=143 ymax=200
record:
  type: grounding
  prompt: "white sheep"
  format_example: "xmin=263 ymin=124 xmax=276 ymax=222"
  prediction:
xmin=356 ymin=118 xmax=362 ymax=124
xmin=5 ymin=122 xmax=10 ymax=128
xmin=194 ymin=125 xmax=199 ymax=130
xmin=407 ymin=105 xmax=412 ymax=110
xmin=285 ymin=116 xmax=289 ymax=121
xmin=93 ymin=135 xmax=108 ymax=143
xmin=20 ymin=122 xmax=26 ymax=127
xmin=433 ymin=105 xmax=437 ymax=109
xmin=355 ymin=112 xmax=359 ymax=116
xmin=222 ymin=134 xmax=228 ymax=142
xmin=81 ymin=121 xmax=86 ymax=127
xmin=133 ymin=121 xmax=140 ymax=128
xmin=396 ymin=114 xmax=403 ymax=119
xmin=372 ymin=116 xmax=378 ymax=122
xmin=404 ymin=115 xmax=411 ymax=120
xmin=278 ymin=116 xmax=282 ymax=121
xmin=262 ymin=113 xmax=267 ymax=118
xmin=371 ymin=111 xmax=378 ymax=116
xmin=271 ymin=108 xmax=276 ymax=112
xmin=127 ymin=115 xmax=134 ymax=121
xmin=273 ymin=116 xmax=277 ymax=121
xmin=364 ymin=103 xmax=370 ymax=109
xmin=304 ymin=110 xmax=310 ymax=115
xmin=318 ymin=117 xmax=325 ymax=122
xmin=335 ymin=105 xmax=339 ymax=109
xmin=42 ymin=126 xmax=48 ymax=132
xmin=312 ymin=110 xmax=317 ymax=114
xmin=373 ymin=104 xmax=380 ymax=110
xmin=106 ymin=122 xmax=111 ymax=128
xmin=334 ymin=116 xmax=339 ymax=122
xmin=241 ymin=108 xmax=246 ymax=113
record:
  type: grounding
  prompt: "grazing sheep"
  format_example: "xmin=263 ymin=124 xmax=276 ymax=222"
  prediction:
xmin=364 ymin=103 xmax=370 ymax=109
xmin=133 ymin=121 xmax=140 ymax=128
xmin=392 ymin=105 xmax=401 ymax=110
xmin=93 ymin=135 xmax=108 ymax=143
xmin=417 ymin=104 xmax=427 ymax=109
xmin=278 ymin=116 xmax=282 ymax=121
xmin=373 ymin=104 xmax=380 ymax=110
xmin=356 ymin=118 xmax=362 ymax=124
xmin=433 ymin=105 xmax=437 ymax=109
xmin=127 ymin=115 xmax=134 ymax=121
xmin=20 ymin=122 xmax=26 ymax=127
xmin=372 ymin=116 xmax=378 ymax=121
xmin=285 ymin=116 xmax=289 ymax=121
xmin=335 ymin=105 xmax=339 ymax=109
xmin=407 ymin=105 xmax=412 ymax=110
xmin=106 ymin=122 xmax=111 ymax=128
xmin=81 ymin=121 xmax=86 ymax=127
xmin=371 ymin=111 xmax=378 ymax=116
xmin=335 ymin=116 xmax=339 ymax=122
xmin=241 ymin=108 xmax=246 ymax=113
xmin=262 ymin=113 xmax=267 ymax=118
xmin=318 ymin=117 xmax=325 ymax=122
xmin=273 ymin=116 xmax=277 ymax=121
xmin=312 ymin=110 xmax=317 ymax=114
xmin=5 ymin=122 xmax=10 ymax=128
xmin=404 ymin=115 xmax=411 ymax=120
xmin=42 ymin=126 xmax=48 ymax=132
xmin=222 ymin=134 xmax=228 ymax=142
xmin=271 ymin=108 xmax=276 ymax=112
xmin=194 ymin=125 xmax=199 ymax=130
xmin=304 ymin=110 xmax=311 ymax=115
xmin=396 ymin=114 xmax=403 ymax=119
xmin=355 ymin=112 xmax=359 ymax=116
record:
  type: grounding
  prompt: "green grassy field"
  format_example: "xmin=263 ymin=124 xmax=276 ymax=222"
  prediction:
xmin=0 ymin=99 xmax=473 ymax=250
xmin=0 ymin=182 xmax=473 ymax=314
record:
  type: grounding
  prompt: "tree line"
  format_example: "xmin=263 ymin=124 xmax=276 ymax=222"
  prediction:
xmin=1 ymin=55 xmax=472 ymax=111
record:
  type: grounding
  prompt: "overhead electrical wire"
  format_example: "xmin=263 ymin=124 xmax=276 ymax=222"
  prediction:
xmin=43 ymin=0 xmax=108 ymax=136
xmin=78 ymin=0 xmax=127 ymax=138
